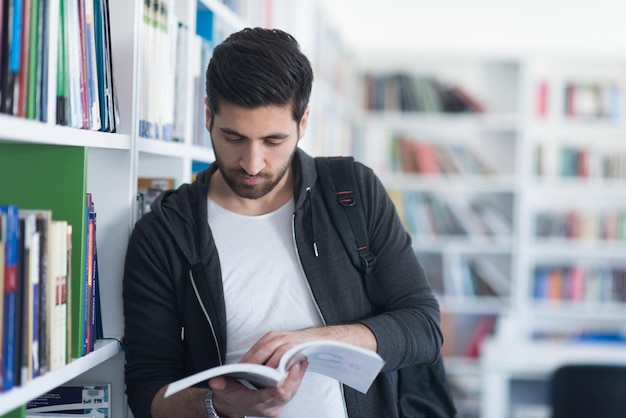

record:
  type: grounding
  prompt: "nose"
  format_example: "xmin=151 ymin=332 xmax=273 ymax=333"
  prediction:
xmin=240 ymin=141 xmax=265 ymax=176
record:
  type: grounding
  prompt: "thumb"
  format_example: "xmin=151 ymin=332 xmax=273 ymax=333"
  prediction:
xmin=208 ymin=376 xmax=228 ymax=391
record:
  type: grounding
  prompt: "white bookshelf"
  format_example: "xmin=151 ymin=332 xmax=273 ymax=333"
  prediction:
xmin=352 ymin=51 xmax=626 ymax=416
xmin=0 ymin=1 xmax=354 ymax=416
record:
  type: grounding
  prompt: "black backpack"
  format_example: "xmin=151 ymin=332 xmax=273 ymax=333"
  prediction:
xmin=315 ymin=156 xmax=458 ymax=418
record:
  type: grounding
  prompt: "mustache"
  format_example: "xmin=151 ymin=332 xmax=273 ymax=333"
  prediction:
xmin=231 ymin=168 xmax=270 ymax=179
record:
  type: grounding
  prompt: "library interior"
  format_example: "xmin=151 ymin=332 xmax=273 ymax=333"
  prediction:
xmin=1 ymin=0 xmax=626 ymax=417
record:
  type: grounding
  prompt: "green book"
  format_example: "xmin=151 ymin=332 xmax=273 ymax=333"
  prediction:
xmin=0 ymin=144 xmax=88 ymax=360
xmin=26 ymin=0 xmax=41 ymax=120
xmin=1 ymin=404 xmax=26 ymax=418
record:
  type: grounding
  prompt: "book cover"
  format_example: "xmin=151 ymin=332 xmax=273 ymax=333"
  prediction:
xmin=56 ymin=0 xmax=69 ymax=125
xmin=86 ymin=198 xmax=97 ymax=353
xmin=48 ymin=219 xmax=68 ymax=370
xmin=42 ymin=0 xmax=60 ymax=124
xmin=1 ymin=204 xmax=19 ymax=391
xmin=16 ymin=0 xmax=31 ymax=118
xmin=83 ymin=0 xmax=101 ymax=131
xmin=164 ymin=340 xmax=384 ymax=397
xmin=82 ymin=194 xmax=92 ymax=356
xmin=0 ymin=230 xmax=4 ymax=390
xmin=20 ymin=209 xmax=52 ymax=377
xmin=76 ymin=0 xmax=89 ymax=129
xmin=0 ymin=0 xmax=4 ymax=81
xmin=25 ymin=0 xmax=44 ymax=120
xmin=26 ymin=383 xmax=111 ymax=418
xmin=0 ymin=144 xmax=88 ymax=362
xmin=65 ymin=224 xmax=73 ymax=363
xmin=2 ymin=0 xmax=25 ymax=115
xmin=65 ymin=0 xmax=83 ymax=128
xmin=18 ymin=211 xmax=40 ymax=382
xmin=93 ymin=0 xmax=111 ymax=132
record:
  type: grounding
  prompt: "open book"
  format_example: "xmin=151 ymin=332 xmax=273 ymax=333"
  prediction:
xmin=164 ymin=340 xmax=384 ymax=397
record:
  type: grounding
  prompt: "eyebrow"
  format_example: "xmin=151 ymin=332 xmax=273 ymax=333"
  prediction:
xmin=219 ymin=127 xmax=290 ymax=140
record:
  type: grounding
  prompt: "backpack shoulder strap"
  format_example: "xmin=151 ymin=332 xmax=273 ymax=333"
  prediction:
xmin=314 ymin=156 xmax=385 ymax=312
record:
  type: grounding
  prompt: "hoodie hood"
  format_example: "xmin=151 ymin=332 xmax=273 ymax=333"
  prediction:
xmin=148 ymin=148 xmax=319 ymax=266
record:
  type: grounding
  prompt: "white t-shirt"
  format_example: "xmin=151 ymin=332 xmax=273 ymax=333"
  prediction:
xmin=207 ymin=197 xmax=346 ymax=418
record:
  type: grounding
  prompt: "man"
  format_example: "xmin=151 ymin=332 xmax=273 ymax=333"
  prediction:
xmin=123 ymin=27 xmax=443 ymax=417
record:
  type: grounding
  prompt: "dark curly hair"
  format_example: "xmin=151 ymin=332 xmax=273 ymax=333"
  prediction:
xmin=205 ymin=27 xmax=314 ymax=128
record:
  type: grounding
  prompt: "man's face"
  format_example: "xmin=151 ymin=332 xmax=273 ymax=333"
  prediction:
xmin=207 ymin=102 xmax=309 ymax=200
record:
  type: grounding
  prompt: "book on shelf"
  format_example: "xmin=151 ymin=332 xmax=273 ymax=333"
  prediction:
xmin=533 ymin=265 xmax=626 ymax=304
xmin=139 ymin=0 xmax=176 ymax=141
xmin=50 ymin=219 xmax=69 ymax=370
xmin=391 ymin=136 xmax=492 ymax=176
xmin=137 ymin=177 xmax=175 ymax=216
xmin=84 ymin=0 xmax=102 ymax=131
xmin=463 ymin=316 xmax=496 ymax=358
xmin=55 ymin=0 xmax=68 ymax=126
xmin=26 ymin=0 xmax=45 ymax=122
xmin=13 ymin=0 xmax=114 ymax=130
xmin=0 ymin=217 xmax=4 ymax=391
xmin=18 ymin=212 xmax=40 ymax=383
xmin=363 ymin=73 xmax=485 ymax=113
xmin=1 ymin=205 xmax=20 ymax=391
xmin=164 ymin=340 xmax=384 ymax=398
xmin=42 ymin=0 xmax=61 ymax=125
xmin=26 ymin=382 xmax=111 ymax=418
xmin=15 ymin=0 xmax=30 ymax=118
xmin=0 ymin=0 xmax=25 ymax=115
xmin=468 ymin=258 xmax=511 ymax=298
xmin=535 ymin=80 xmax=549 ymax=118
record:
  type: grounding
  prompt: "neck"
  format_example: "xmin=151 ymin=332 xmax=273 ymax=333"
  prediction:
xmin=208 ymin=167 xmax=294 ymax=216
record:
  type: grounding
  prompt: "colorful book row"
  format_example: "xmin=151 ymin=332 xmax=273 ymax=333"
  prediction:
xmin=0 ymin=0 xmax=119 ymax=131
xmin=535 ymin=210 xmax=626 ymax=242
xmin=141 ymin=2 xmax=216 ymax=146
xmin=533 ymin=265 xmax=626 ymax=303
xmin=0 ymin=197 xmax=101 ymax=393
xmin=362 ymin=73 xmax=485 ymax=113
xmin=391 ymin=135 xmax=493 ymax=175
xmin=535 ymin=80 xmax=624 ymax=121
xmin=423 ymin=254 xmax=511 ymax=300
xmin=394 ymin=192 xmax=512 ymax=240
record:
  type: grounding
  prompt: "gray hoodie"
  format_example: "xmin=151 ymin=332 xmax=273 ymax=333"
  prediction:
xmin=122 ymin=148 xmax=442 ymax=417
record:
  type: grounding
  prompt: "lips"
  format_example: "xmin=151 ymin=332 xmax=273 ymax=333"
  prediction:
xmin=240 ymin=174 xmax=263 ymax=186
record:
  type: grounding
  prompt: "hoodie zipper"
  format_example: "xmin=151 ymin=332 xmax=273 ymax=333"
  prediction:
xmin=189 ymin=269 xmax=223 ymax=366
xmin=293 ymin=190 xmax=349 ymax=417
xmin=293 ymin=188 xmax=326 ymax=325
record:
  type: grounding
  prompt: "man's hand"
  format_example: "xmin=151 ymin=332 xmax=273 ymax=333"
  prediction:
xmin=240 ymin=324 xmax=377 ymax=369
xmin=209 ymin=360 xmax=308 ymax=418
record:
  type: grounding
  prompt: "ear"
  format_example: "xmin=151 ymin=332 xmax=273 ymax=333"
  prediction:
xmin=298 ymin=106 xmax=311 ymax=140
xmin=204 ymin=97 xmax=212 ymax=131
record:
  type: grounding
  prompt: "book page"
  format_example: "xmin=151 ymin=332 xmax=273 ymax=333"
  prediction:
xmin=165 ymin=340 xmax=384 ymax=398
xmin=164 ymin=363 xmax=282 ymax=398
xmin=280 ymin=340 xmax=384 ymax=394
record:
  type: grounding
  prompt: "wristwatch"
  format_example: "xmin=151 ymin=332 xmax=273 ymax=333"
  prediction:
xmin=204 ymin=390 xmax=220 ymax=418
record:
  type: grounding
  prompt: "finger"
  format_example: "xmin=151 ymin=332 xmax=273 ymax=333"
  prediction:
xmin=208 ymin=376 xmax=228 ymax=391
xmin=280 ymin=360 xmax=308 ymax=398
xmin=240 ymin=332 xmax=289 ymax=365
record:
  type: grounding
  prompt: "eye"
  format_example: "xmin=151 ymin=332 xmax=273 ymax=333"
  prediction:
xmin=224 ymin=136 xmax=244 ymax=144
xmin=264 ymin=139 xmax=283 ymax=147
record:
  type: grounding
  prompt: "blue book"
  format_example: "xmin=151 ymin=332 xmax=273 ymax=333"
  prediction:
xmin=1 ymin=204 xmax=20 ymax=391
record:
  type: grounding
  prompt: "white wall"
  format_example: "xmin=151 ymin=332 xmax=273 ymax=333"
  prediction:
xmin=319 ymin=0 xmax=626 ymax=58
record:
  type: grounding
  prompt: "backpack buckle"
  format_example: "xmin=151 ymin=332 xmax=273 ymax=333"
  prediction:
xmin=336 ymin=190 xmax=356 ymax=207
xmin=359 ymin=249 xmax=376 ymax=274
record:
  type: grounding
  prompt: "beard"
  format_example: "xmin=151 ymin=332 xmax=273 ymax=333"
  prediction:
xmin=215 ymin=148 xmax=296 ymax=200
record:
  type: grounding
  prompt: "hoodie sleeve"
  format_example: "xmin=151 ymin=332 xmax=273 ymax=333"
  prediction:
xmin=355 ymin=163 xmax=444 ymax=372
xmin=122 ymin=214 xmax=188 ymax=418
